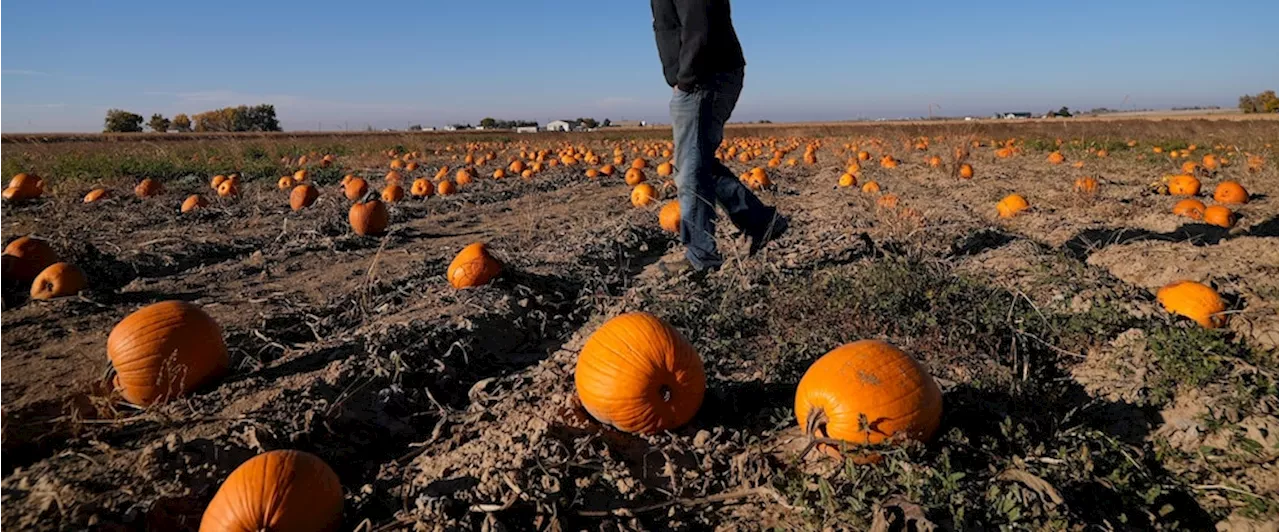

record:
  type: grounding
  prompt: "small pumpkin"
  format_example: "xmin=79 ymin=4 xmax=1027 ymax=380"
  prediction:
xmin=1047 ymin=151 xmax=1065 ymax=164
xmin=927 ymin=155 xmax=943 ymax=168
xmin=659 ymin=201 xmax=681 ymax=233
xmin=996 ymin=194 xmax=1029 ymax=218
xmin=1074 ymin=176 xmax=1099 ymax=195
xmin=344 ymin=177 xmax=370 ymax=201
xmin=108 ymin=300 xmax=229 ymax=406
xmin=631 ymin=158 xmax=648 ymax=170
xmin=447 ymin=242 xmax=502 ymax=289
xmin=857 ymin=150 xmax=871 ymax=161
xmin=1212 ymin=181 xmax=1248 ymax=204
xmin=630 ymin=183 xmax=656 ymax=207
xmin=381 ymin=184 xmax=405 ymax=203
xmin=1171 ymin=198 xmax=1205 ymax=219
xmin=84 ymin=188 xmax=109 ymax=203
xmin=290 ymin=184 xmax=319 ymax=211
xmin=876 ymin=194 xmax=900 ymax=209
xmin=278 ymin=176 xmax=295 ymax=190
xmin=585 ymin=168 xmax=600 ymax=179
xmin=1167 ymin=174 xmax=1200 ymax=196
xmin=656 ymin=162 xmax=674 ymax=177
xmin=384 ymin=171 xmax=403 ymax=184
xmin=625 ymin=168 xmax=646 ymax=186
xmin=3 ymin=236 xmax=59 ymax=284
xmin=216 ymin=180 xmax=239 ymax=198
xmin=958 ymin=163 xmax=974 ymax=179
xmin=294 ymin=169 xmax=309 ymax=183
xmin=838 ymin=173 xmax=857 ymax=188
xmin=492 ymin=168 xmax=506 ymax=179
xmin=390 ymin=158 xmax=406 ymax=170
xmin=410 ymin=178 xmax=434 ymax=198
xmin=879 ymin=155 xmax=899 ymax=168
xmin=437 ymin=180 xmax=457 ymax=196
xmin=199 ymin=450 xmax=343 ymax=532
xmin=1202 ymin=205 xmax=1235 ymax=228
xmin=349 ymin=200 xmax=389 ymax=236
xmin=1156 ymin=280 xmax=1226 ymax=328
xmin=181 ymin=195 xmax=208 ymax=213
xmin=795 ymin=340 xmax=942 ymax=452
xmin=30 ymin=262 xmax=86 ymax=300
xmin=455 ymin=169 xmax=474 ymax=186
xmin=135 ymin=178 xmax=162 ymax=198
xmin=861 ymin=181 xmax=881 ymax=194
xmin=574 ymin=312 xmax=705 ymax=434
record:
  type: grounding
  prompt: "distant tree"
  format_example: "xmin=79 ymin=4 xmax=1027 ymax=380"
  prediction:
xmin=1238 ymin=91 xmax=1277 ymax=113
xmin=1057 ymin=106 xmax=1072 ymax=117
xmin=104 ymin=109 xmax=144 ymax=133
xmin=1263 ymin=90 xmax=1280 ymax=113
xmin=148 ymin=113 xmax=171 ymax=132
xmin=408 ymin=124 xmax=423 ymax=131
xmin=577 ymin=117 xmax=599 ymax=129
xmin=243 ymin=104 xmax=281 ymax=131
xmin=757 ymin=119 xmax=773 ymax=124
xmin=479 ymin=117 xmax=497 ymax=128
xmin=172 ymin=113 xmax=192 ymax=132
xmin=1238 ymin=94 xmax=1257 ymax=113
xmin=601 ymin=118 xmax=612 ymax=127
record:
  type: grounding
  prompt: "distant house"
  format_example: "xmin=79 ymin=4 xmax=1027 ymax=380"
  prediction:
xmin=996 ymin=112 xmax=1033 ymax=119
xmin=515 ymin=126 xmax=539 ymax=133
xmin=611 ymin=120 xmax=647 ymax=128
xmin=546 ymin=120 xmax=573 ymax=132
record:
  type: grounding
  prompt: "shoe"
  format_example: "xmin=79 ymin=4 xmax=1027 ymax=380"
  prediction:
xmin=749 ymin=211 xmax=789 ymax=255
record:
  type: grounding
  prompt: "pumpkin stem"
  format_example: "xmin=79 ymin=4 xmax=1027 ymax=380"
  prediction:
xmin=795 ymin=407 xmax=830 ymax=463
xmin=658 ymin=384 xmax=672 ymax=402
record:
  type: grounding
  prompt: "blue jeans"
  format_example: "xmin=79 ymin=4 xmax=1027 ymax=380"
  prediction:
xmin=669 ymin=68 xmax=773 ymax=270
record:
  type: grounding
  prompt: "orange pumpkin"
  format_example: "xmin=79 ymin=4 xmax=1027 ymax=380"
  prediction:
xmin=381 ymin=183 xmax=405 ymax=203
xmin=1074 ymin=176 xmax=1099 ymax=194
xmin=410 ymin=178 xmax=434 ymax=198
xmin=135 ymin=178 xmax=162 ymax=198
xmin=385 ymin=171 xmax=403 ymax=184
xmin=657 ymin=162 xmax=674 ymax=177
xmin=1167 ymin=174 xmax=1200 ymax=196
xmin=879 ymin=155 xmax=899 ymax=168
xmin=996 ymin=194 xmax=1029 ymax=218
xmin=278 ymin=176 xmax=295 ymax=190
xmin=216 ymin=180 xmax=239 ymax=198
xmin=958 ymin=163 xmax=974 ymax=179
xmin=435 ymin=166 xmax=450 ymax=180
xmin=1180 ymin=161 xmax=1200 ymax=175
xmin=1201 ymin=154 xmax=1220 ymax=170
xmin=1047 ymin=151 xmax=1065 ymax=164
xmin=630 ymin=183 xmax=657 ymax=207
xmin=625 ymin=168 xmax=646 ymax=186
xmin=838 ymin=173 xmax=857 ymax=188
xmin=927 ymin=155 xmax=943 ymax=168
xmin=599 ymin=164 xmax=616 ymax=176
xmin=455 ymin=169 xmax=474 ymax=186
xmin=1171 ymin=198 xmax=1205 ymax=220
xmin=861 ymin=181 xmax=881 ymax=194
xmin=746 ymin=168 xmax=771 ymax=190
xmin=30 ymin=262 xmax=86 ymax=300
xmin=574 ymin=312 xmax=705 ymax=434
xmin=492 ymin=168 xmax=506 ymax=179
xmin=1156 ymin=280 xmax=1226 ymax=328
xmin=108 ymin=301 xmax=229 ymax=406
xmin=585 ymin=168 xmax=600 ymax=179
xmin=659 ymin=201 xmax=681 ymax=233
xmin=390 ymin=158 xmax=406 ymax=170
xmin=795 ymin=340 xmax=942 ymax=451
xmin=876 ymin=194 xmax=900 ymax=209
xmin=631 ymin=158 xmax=648 ymax=170
xmin=437 ymin=180 xmax=457 ymax=196
xmin=199 ymin=450 xmax=343 ymax=532
xmin=1212 ymin=181 xmax=1248 ymax=204
xmin=83 ymin=188 xmax=109 ymax=203
xmin=857 ymin=150 xmax=870 ymax=161
xmin=348 ymin=200 xmax=389 ymax=236
xmin=1202 ymin=205 xmax=1234 ymax=228
xmin=293 ymin=169 xmax=309 ymax=183
xmin=344 ymin=177 xmax=370 ymax=201
xmin=447 ymin=242 xmax=502 ymax=289
xmin=4 ymin=173 xmax=44 ymax=201
xmin=290 ymin=184 xmax=319 ymax=211
xmin=181 ymin=195 xmax=208 ymax=213
xmin=3 ymin=236 xmax=59 ymax=284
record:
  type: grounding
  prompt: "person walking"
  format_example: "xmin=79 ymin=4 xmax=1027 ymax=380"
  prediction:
xmin=651 ymin=0 xmax=786 ymax=275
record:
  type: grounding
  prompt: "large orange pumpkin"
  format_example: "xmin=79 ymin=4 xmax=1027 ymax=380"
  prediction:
xmin=1202 ymin=205 xmax=1234 ymax=228
xmin=795 ymin=340 xmax=941 ymax=451
xmin=108 ymin=301 xmax=229 ymax=406
xmin=447 ymin=243 xmax=502 ymax=289
xmin=381 ymin=183 xmax=405 ymax=203
xmin=30 ymin=262 xmax=86 ymax=300
xmin=630 ymin=183 xmax=657 ymax=207
xmin=1212 ymin=181 xmax=1248 ymax=204
xmin=1156 ymin=280 xmax=1226 ymax=328
xmin=290 ymin=184 xmax=319 ymax=211
xmin=996 ymin=194 xmax=1029 ymax=218
xmin=1167 ymin=174 xmax=1200 ymax=196
xmin=3 ymin=236 xmax=59 ymax=284
xmin=625 ymin=168 xmax=646 ymax=186
xmin=1171 ymin=198 xmax=1205 ymax=220
xmin=199 ymin=450 xmax=343 ymax=532
xmin=659 ymin=201 xmax=681 ymax=233
xmin=344 ymin=177 xmax=370 ymax=201
xmin=349 ymin=200 xmax=389 ymax=236
xmin=656 ymin=162 xmax=674 ymax=177
xmin=410 ymin=178 xmax=434 ymax=198
xmin=3 ymin=173 xmax=44 ymax=201
xmin=574 ymin=312 xmax=706 ymax=434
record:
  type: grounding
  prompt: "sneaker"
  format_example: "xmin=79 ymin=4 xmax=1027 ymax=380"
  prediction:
xmin=749 ymin=211 xmax=789 ymax=255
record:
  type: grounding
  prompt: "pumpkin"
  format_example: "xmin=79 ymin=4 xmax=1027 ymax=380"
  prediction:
xmin=838 ymin=173 xmax=857 ymax=188
xmin=1074 ymin=176 xmax=1099 ymax=194
xmin=435 ymin=166 xmax=450 ymax=180
xmin=1212 ymin=181 xmax=1248 ymax=204
xmin=958 ymin=163 xmax=974 ymax=179
xmin=879 ymin=155 xmax=898 ymax=168
xmin=344 ymin=177 xmax=369 ymax=201
xmin=657 ymin=162 xmax=674 ymax=177
xmin=455 ymin=169 xmax=474 ymax=186
xmin=437 ymin=180 xmax=457 ymax=196
xmin=410 ymin=178 xmax=434 ymax=198
xmin=199 ymin=450 xmax=343 ymax=532
xmin=574 ymin=312 xmax=705 ymax=434
xmin=290 ymin=184 xmax=319 ymax=211
xmin=1202 ymin=205 xmax=1235 ymax=228
xmin=861 ymin=181 xmax=881 ymax=194
xmin=509 ymin=160 xmax=526 ymax=174
xmin=1156 ymin=280 xmax=1226 ymax=328
xmin=3 ymin=173 xmax=44 ymax=201
xmin=1180 ymin=161 xmax=1200 ymax=175
xmin=384 ymin=171 xmax=403 ymax=184
xmin=795 ymin=340 xmax=942 ymax=452
xmin=390 ymin=158 xmax=406 ymax=170
xmin=447 ymin=242 xmax=502 ymax=289
xmin=996 ymin=194 xmax=1028 ymax=218
xmin=135 ymin=178 xmax=162 ymax=198
xmin=631 ymin=158 xmax=648 ymax=170
xmin=857 ymin=150 xmax=870 ymax=161
xmin=1047 ymin=151 xmax=1065 ymax=164
xmin=278 ymin=176 xmax=295 ymax=190
xmin=216 ymin=180 xmax=239 ymax=198
xmin=625 ymin=168 xmax=646 ymax=186
xmin=659 ymin=201 xmax=681 ymax=233
xmin=294 ymin=169 xmax=309 ymax=183
xmin=995 ymin=147 xmax=1014 ymax=158
xmin=746 ymin=168 xmax=771 ymax=190
xmin=3 ymin=236 xmax=58 ymax=284
xmin=381 ymin=184 xmax=405 ymax=203
xmin=1171 ymin=198 xmax=1205 ymax=220
xmin=1167 ymin=174 xmax=1200 ymax=196
xmin=181 ymin=195 xmax=208 ymax=213
xmin=492 ymin=168 xmax=506 ymax=179
xmin=349 ymin=200 xmax=389 ymax=236
xmin=84 ymin=188 xmax=109 ymax=203
xmin=108 ymin=300 xmax=229 ymax=406
xmin=927 ymin=156 xmax=943 ymax=168
xmin=599 ymin=164 xmax=616 ymax=177
xmin=1201 ymin=154 xmax=1220 ymax=170
xmin=876 ymin=194 xmax=900 ymax=209
xmin=1096 ymin=149 xmax=1109 ymax=158
xmin=297 ymin=155 xmax=310 ymax=166
xmin=585 ymin=168 xmax=599 ymax=179
xmin=30 ymin=262 xmax=86 ymax=300
xmin=630 ymin=183 xmax=657 ymax=207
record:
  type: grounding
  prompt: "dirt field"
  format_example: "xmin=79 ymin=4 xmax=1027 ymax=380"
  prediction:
xmin=2 ymin=118 xmax=1277 ymax=530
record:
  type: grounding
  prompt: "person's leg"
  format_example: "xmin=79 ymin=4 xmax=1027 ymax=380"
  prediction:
xmin=703 ymin=70 xmax=776 ymax=237
xmin=670 ymin=87 xmax=722 ymax=270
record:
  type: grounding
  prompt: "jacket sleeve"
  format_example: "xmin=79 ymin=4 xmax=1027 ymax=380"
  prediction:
xmin=674 ymin=0 xmax=712 ymax=90
xmin=651 ymin=0 xmax=681 ymax=88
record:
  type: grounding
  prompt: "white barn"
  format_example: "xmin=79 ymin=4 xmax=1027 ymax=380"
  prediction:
xmin=546 ymin=120 xmax=573 ymax=132
xmin=515 ymin=126 xmax=539 ymax=133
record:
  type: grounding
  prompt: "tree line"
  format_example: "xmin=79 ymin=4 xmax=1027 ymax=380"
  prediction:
xmin=103 ymin=104 xmax=282 ymax=133
xmin=1238 ymin=90 xmax=1278 ymax=113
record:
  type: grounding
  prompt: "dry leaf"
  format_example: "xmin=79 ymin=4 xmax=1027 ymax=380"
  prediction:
xmin=996 ymin=469 xmax=1064 ymax=505
xmin=869 ymin=494 xmax=937 ymax=532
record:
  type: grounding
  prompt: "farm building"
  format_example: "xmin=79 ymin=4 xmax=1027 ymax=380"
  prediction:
xmin=996 ymin=112 xmax=1033 ymax=119
xmin=546 ymin=120 xmax=573 ymax=132
xmin=612 ymin=120 xmax=647 ymax=127
xmin=515 ymin=126 xmax=539 ymax=133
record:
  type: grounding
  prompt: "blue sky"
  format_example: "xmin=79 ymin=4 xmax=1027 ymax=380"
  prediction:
xmin=3 ymin=0 xmax=1276 ymax=132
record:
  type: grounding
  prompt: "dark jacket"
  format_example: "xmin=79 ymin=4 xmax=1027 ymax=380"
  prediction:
xmin=651 ymin=0 xmax=746 ymax=91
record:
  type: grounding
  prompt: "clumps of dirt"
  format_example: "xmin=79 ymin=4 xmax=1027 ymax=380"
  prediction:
xmin=1071 ymin=328 xmax=1152 ymax=404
